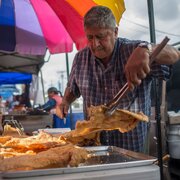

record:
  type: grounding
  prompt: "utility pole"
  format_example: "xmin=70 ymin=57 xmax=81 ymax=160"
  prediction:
xmin=57 ymin=70 xmax=66 ymax=94
xmin=147 ymin=1 xmax=164 ymax=180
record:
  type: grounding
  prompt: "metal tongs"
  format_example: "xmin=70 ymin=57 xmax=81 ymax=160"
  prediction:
xmin=105 ymin=36 xmax=170 ymax=115
xmin=4 ymin=117 xmax=25 ymax=136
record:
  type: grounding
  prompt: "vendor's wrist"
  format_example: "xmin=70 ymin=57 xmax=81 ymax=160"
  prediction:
xmin=138 ymin=42 xmax=152 ymax=57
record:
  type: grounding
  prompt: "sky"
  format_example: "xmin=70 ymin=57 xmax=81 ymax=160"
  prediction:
xmin=41 ymin=0 xmax=180 ymax=94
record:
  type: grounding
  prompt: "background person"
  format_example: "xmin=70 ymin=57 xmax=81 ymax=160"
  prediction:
xmin=40 ymin=87 xmax=64 ymax=128
xmin=19 ymin=93 xmax=32 ymax=108
xmin=8 ymin=95 xmax=20 ymax=111
xmin=57 ymin=6 xmax=180 ymax=152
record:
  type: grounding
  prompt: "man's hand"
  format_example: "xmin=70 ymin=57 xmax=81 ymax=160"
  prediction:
xmin=125 ymin=47 xmax=150 ymax=90
xmin=56 ymin=87 xmax=76 ymax=118
xmin=56 ymin=100 xmax=70 ymax=119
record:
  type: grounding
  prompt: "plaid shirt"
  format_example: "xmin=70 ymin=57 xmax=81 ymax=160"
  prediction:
xmin=67 ymin=38 xmax=171 ymax=152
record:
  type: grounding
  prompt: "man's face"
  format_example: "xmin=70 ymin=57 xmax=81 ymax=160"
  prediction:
xmin=85 ymin=27 xmax=118 ymax=60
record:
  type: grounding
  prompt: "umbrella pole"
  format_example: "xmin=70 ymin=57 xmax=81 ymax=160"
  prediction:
xmin=40 ymin=69 xmax=45 ymax=104
xmin=65 ymin=53 xmax=70 ymax=79
xmin=147 ymin=0 xmax=164 ymax=180
xmin=65 ymin=53 xmax=73 ymax=130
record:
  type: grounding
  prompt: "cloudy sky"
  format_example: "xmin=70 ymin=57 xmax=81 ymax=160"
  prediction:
xmin=41 ymin=0 xmax=180 ymax=93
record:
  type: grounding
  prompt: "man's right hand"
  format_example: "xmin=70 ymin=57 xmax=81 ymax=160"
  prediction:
xmin=56 ymin=101 xmax=70 ymax=119
xmin=56 ymin=87 xmax=76 ymax=119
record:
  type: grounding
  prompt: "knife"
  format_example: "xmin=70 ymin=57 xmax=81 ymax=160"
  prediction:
xmin=63 ymin=118 xmax=66 ymax=125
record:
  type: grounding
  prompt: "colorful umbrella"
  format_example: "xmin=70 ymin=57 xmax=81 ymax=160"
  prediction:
xmin=0 ymin=0 xmax=125 ymax=55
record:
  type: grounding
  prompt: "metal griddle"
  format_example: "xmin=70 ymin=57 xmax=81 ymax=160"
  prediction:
xmin=1 ymin=146 xmax=157 ymax=179
xmin=83 ymin=146 xmax=155 ymax=165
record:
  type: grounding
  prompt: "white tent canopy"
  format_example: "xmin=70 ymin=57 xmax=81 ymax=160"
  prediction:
xmin=0 ymin=52 xmax=44 ymax=74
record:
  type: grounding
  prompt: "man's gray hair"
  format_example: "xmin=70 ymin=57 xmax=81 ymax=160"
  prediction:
xmin=84 ymin=6 xmax=116 ymax=29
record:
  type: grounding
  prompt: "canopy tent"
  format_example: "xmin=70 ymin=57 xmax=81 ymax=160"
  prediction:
xmin=0 ymin=72 xmax=32 ymax=101
xmin=0 ymin=84 xmax=20 ymax=100
xmin=0 ymin=0 xmax=47 ymax=75
xmin=0 ymin=53 xmax=44 ymax=74
xmin=0 ymin=72 xmax=32 ymax=85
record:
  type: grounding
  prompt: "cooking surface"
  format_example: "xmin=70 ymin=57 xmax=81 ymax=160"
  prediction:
xmin=83 ymin=146 xmax=136 ymax=165
xmin=1 ymin=146 xmax=157 ymax=179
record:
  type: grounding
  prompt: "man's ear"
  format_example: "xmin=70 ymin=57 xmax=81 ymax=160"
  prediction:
xmin=115 ymin=27 xmax=118 ymax=37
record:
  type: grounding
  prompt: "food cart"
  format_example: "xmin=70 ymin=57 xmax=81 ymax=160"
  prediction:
xmin=0 ymin=146 xmax=160 ymax=180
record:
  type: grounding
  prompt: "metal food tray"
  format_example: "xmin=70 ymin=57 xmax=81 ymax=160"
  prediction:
xmin=1 ymin=146 xmax=157 ymax=179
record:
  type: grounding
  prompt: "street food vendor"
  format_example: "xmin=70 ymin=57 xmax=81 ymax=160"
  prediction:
xmin=40 ymin=87 xmax=64 ymax=128
xmin=57 ymin=6 xmax=180 ymax=152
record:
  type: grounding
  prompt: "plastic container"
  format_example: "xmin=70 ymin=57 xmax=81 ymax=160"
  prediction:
xmin=53 ymin=112 xmax=84 ymax=129
xmin=71 ymin=112 xmax=84 ymax=129
xmin=53 ymin=114 xmax=71 ymax=128
xmin=167 ymin=125 xmax=180 ymax=159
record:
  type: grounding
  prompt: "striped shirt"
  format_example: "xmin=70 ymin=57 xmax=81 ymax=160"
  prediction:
xmin=67 ymin=38 xmax=171 ymax=152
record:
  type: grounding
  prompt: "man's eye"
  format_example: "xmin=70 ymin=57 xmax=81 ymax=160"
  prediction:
xmin=87 ymin=36 xmax=93 ymax=41
xmin=96 ymin=34 xmax=107 ymax=40
xmin=87 ymin=34 xmax=106 ymax=41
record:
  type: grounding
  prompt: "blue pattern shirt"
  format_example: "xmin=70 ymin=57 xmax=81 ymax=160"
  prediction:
xmin=67 ymin=38 xmax=171 ymax=152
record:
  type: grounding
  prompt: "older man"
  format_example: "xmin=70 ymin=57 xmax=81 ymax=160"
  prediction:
xmin=58 ymin=6 xmax=180 ymax=152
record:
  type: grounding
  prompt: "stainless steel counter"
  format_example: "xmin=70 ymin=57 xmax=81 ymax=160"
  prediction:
xmin=0 ymin=146 xmax=160 ymax=180
xmin=3 ymin=114 xmax=53 ymax=135
xmin=0 ymin=164 xmax=160 ymax=180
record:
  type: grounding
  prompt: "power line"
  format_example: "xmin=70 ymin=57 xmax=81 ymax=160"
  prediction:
xmin=122 ymin=17 xmax=180 ymax=37
xmin=171 ymin=41 xmax=180 ymax=46
xmin=120 ymin=24 xmax=149 ymax=34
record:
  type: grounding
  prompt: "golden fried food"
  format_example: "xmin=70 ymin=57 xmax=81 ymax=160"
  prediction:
xmin=2 ymin=131 xmax=67 ymax=153
xmin=60 ymin=131 xmax=101 ymax=146
xmin=2 ymin=124 xmax=25 ymax=137
xmin=0 ymin=148 xmax=35 ymax=158
xmin=0 ymin=144 xmax=88 ymax=171
xmin=61 ymin=105 xmax=148 ymax=145
xmin=0 ymin=105 xmax=148 ymax=172
xmin=0 ymin=136 xmax=12 ymax=144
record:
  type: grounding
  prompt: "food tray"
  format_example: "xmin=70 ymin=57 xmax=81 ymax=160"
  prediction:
xmin=38 ymin=128 xmax=71 ymax=134
xmin=1 ymin=146 xmax=157 ymax=179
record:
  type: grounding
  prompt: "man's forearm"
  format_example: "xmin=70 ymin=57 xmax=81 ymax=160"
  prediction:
xmin=62 ymin=87 xmax=77 ymax=104
xmin=153 ymin=44 xmax=180 ymax=65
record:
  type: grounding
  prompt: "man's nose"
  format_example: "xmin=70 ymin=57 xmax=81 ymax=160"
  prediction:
xmin=92 ymin=37 xmax=100 ymax=47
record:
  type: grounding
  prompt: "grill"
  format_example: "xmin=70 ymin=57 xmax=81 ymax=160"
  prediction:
xmin=1 ymin=146 xmax=159 ymax=179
